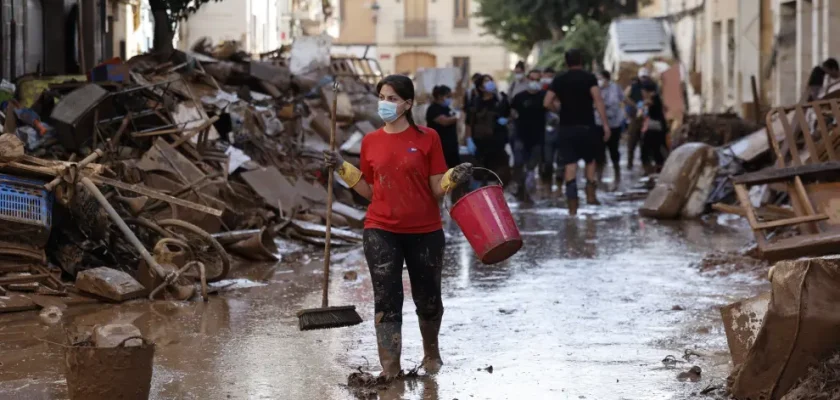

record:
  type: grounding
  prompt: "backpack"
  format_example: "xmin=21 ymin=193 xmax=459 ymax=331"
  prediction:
xmin=470 ymin=97 xmax=498 ymax=139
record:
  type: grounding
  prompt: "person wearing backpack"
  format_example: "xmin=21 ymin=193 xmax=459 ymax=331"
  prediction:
xmin=465 ymin=74 xmax=511 ymax=185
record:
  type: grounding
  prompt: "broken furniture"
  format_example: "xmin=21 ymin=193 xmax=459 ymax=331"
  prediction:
xmin=732 ymin=98 xmax=840 ymax=261
xmin=639 ymin=143 xmax=719 ymax=219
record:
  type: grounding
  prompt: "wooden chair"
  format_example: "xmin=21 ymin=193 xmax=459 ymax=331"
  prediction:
xmin=732 ymin=98 xmax=840 ymax=261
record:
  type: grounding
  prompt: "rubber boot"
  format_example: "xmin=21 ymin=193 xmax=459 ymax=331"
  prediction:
xmin=375 ymin=322 xmax=402 ymax=379
xmin=612 ymin=165 xmax=621 ymax=191
xmin=419 ymin=316 xmax=444 ymax=374
xmin=568 ymin=197 xmax=579 ymax=216
xmin=585 ymin=181 xmax=601 ymax=205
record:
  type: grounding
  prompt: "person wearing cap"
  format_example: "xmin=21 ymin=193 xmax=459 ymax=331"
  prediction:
xmin=624 ymin=68 xmax=657 ymax=170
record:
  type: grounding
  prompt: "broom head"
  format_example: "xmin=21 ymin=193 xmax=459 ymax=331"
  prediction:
xmin=298 ymin=305 xmax=363 ymax=331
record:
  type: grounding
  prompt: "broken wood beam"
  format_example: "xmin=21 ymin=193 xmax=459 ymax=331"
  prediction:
xmin=88 ymin=175 xmax=224 ymax=216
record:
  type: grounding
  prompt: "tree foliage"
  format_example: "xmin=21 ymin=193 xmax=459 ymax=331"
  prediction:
xmin=537 ymin=15 xmax=609 ymax=70
xmin=475 ymin=0 xmax=635 ymax=56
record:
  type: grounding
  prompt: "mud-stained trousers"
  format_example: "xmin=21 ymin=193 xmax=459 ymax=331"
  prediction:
xmin=363 ymin=229 xmax=446 ymax=324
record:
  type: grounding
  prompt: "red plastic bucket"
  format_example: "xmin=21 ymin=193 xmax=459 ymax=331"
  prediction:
xmin=449 ymin=168 xmax=522 ymax=265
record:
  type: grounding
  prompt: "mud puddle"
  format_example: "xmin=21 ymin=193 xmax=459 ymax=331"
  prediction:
xmin=0 ymin=192 xmax=767 ymax=399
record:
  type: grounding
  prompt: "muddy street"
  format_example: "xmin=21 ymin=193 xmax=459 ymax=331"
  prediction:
xmin=0 ymin=195 xmax=766 ymax=400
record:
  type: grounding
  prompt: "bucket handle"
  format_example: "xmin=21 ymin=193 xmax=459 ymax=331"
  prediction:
xmin=443 ymin=166 xmax=503 ymax=212
xmin=116 ymin=336 xmax=150 ymax=347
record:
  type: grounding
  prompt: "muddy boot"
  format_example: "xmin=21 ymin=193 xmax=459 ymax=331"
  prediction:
xmin=611 ymin=165 xmax=621 ymax=191
xmin=642 ymin=164 xmax=655 ymax=176
xmin=565 ymin=180 xmax=579 ymax=216
xmin=375 ymin=322 xmax=402 ymax=379
xmin=585 ymin=181 xmax=601 ymax=205
xmin=568 ymin=197 xmax=579 ymax=216
xmin=419 ymin=316 xmax=444 ymax=374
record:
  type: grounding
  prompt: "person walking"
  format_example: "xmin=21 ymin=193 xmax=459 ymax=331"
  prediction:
xmin=510 ymin=69 xmax=547 ymax=202
xmin=542 ymin=49 xmax=611 ymax=215
xmin=639 ymin=80 xmax=668 ymax=175
xmin=466 ymin=74 xmax=511 ymax=185
xmin=324 ymin=75 xmax=472 ymax=379
xmin=508 ymin=61 xmax=529 ymax=98
xmin=426 ymin=85 xmax=460 ymax=169
xmin=594 ymin=70 xmax=625 ymax=188
xmin=624 ymin=68 xmax=657 ymax=170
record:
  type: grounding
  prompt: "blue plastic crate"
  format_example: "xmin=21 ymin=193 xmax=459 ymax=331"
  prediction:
xmin=0 ymin=174 xmax=53 ymax=246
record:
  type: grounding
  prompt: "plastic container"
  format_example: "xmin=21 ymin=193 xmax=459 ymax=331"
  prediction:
xmin=449 ymin=169 xmax=522 ymax=264
xmin=0 ymin=174 xmax=52 ymax=246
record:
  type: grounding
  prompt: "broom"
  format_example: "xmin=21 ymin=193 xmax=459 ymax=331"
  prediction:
xmin=297 ymin=81 xmax=363 ymax=331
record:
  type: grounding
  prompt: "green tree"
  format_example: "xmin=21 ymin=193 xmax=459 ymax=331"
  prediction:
xmin=538 ymin=15 xmax=609 ymax=70
xmin=475 ymin=0 xmax=634 ymax=56
xmin=148 ymin=0 xmax=225 ymax=56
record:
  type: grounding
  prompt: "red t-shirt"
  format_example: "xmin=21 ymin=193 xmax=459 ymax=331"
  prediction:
xmin=360 ymin=125 xmax=449 ymax=233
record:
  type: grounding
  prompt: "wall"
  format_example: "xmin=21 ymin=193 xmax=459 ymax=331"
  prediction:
xmin=334 ymin=0 xmax=375 ymax=45
xmin=109 ymin=0 xmax=153 ymax=61
xmin=177 ymin=0 xmax=249 ymax=51
xmin=373 ymin=0 xmax=509 ymax=79
xmin=703 ymin=0 xmax=740 ymax=112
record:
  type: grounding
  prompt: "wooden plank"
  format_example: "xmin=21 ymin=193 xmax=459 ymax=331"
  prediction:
xmin=814 ymin=104 xmax=838 ymax=161
xmin=89 ymin=175 xmax=223 ymax=216
xmin=794 ymin=106 xmax=821 ymax=165
xmin=754 ymin=213 xmax=829 ymax=230
xmin=731 ymin=161 xmax=840 ymax=185
xmin=734 ymin=183 xmax=768 ymax=247
xmin=778 ymin=111 xmax=802 ymax=166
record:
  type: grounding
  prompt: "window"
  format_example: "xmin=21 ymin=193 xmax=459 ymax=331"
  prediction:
xmin=454 ymin=0 xmax=469 ymax=28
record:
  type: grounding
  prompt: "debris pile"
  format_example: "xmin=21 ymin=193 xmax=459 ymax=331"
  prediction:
xmin=0 ymin=36 xmax=375 ymax=314
xmin=671 ymin=112 xmax=763 ymax=149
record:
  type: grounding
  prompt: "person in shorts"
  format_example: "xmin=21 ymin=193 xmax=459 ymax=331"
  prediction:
xmin=542 ymin=49 xmax=611 ymax=215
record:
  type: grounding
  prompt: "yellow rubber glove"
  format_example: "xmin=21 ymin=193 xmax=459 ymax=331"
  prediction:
xmin=440 ymin=163 xmax=472 ymax=192
xmin=337 ymin=161 xmax=363 ymax=188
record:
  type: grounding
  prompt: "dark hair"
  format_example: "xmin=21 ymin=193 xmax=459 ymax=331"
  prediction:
xmin=565 ymin=49 xmax=583 ymax=67
xmin=543 ymin=67 xmax=556 ymax=74
xmin=432 ymin=85 xmax=452 ymax=99
xmin=641 ymin=80 xmax=658 ymax=92
xmin=527 ymin=69 xmax=542 ymax=77
xmin=376 ymin=74 xmax=422 ymax=133
xmin=808 ymin=66 xmax=826 ymax=86
xmin=474 ymin=74 xmax=494 ymax=92
xmin=471 ymin=72 xmax=482 ymax=81
xmin=515 ymin=61 xmax=526 ymax=71
xmin=600 ymin=70 xmax=611 ymax=80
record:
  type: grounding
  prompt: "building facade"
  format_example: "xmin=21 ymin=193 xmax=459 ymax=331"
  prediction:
xmin=335 ymin=0 xmax=510 ymax=80
xmin=177 ymin=0 xmax=292 ymax=53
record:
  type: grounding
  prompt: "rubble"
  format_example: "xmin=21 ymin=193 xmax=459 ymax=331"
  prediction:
xmin=0 ymin=37 xmax=379 ymax=315
xmin=75 ymin=267 xmax=146 ymax=302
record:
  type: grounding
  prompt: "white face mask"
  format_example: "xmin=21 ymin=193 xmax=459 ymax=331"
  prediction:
xmin=598 ymin=79 xmax=606 ymax=87
xmin=514 ymin=73 xmax=524 ymax=80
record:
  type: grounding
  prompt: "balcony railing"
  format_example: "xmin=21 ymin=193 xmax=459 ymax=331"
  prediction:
xmin=396 ymin=20 xmax=437 ymax=44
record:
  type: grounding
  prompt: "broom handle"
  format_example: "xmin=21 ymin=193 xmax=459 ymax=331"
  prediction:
xmin=322 ymin=82 xmax=339 ymax=308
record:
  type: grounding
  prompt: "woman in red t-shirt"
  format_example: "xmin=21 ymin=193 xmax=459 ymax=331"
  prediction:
xmin=324 ymin=75 xmax=472 ymax=379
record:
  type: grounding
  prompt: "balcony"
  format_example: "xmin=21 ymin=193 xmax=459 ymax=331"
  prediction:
xmin=396 ymin=20 xmax=437 ymax=44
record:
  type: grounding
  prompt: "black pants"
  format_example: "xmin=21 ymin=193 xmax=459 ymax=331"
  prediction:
xmin=363 ymin=229 xmax=445 ymax=324
xmin=626 ymin=116 xmax=643 ymax=168
xmin=596 ymin=127 xmax=622 ymax=168
xmin=640 ymin=129 xmax=667 ymax=168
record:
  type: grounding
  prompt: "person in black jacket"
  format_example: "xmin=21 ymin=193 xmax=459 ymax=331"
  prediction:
xmin=639 ymin=81 xmax=668 ymax=175
xmin=426 ymin=85 xmax=460 ymax=168
xmin=466 ymin=74 xmax=511 ymax=185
